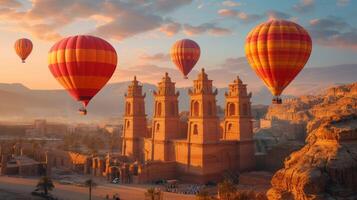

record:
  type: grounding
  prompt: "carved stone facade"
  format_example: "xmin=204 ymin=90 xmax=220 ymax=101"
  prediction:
xmin=120 ymin=69 xmax=255 ymax=183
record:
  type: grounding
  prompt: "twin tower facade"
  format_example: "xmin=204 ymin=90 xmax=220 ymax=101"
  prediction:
xmin=121 ymin=69 xmax=255 ymax=182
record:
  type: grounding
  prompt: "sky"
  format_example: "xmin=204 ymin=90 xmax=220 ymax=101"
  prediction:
xmin=0 ymin=0 xmax=356 ymax=89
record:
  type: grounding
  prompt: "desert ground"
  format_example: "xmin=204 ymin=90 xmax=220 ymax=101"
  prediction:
xmin=0 ymin=176 xmax=195 ymax=200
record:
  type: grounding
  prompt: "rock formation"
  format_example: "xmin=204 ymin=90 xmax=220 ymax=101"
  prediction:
xmin=267 ymin=113 xmax=357 ymax=200
xmin=257 ymin=83 xmax=357 ymax=148
xmin=266 ymin=83 xmax=357 ymax=123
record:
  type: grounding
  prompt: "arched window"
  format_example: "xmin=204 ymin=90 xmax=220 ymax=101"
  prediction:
xmin=157 ymin=102 xmax=162 ymax=116
xmin=229 ymin=103 xmax=235 ymax=116
xmin=126 ymin=102 xmax=131 ymax=115
xmin=170 ymin=102 xmax=175 ymax=116
xmin=193 ymin=101 xmax=199 ymax=116
xmin=243 ymin=103 xmax=248 ymax=116
xmin=126 ymin=121 xmax=130 ymax=129
xmin=156 ymin=123 xmax=160 ymax=132
xmin=227 ymin=123 xmax=232 ymax=131
xmin=193 ymin=124 xmax=198 ymax=135
xmin=207 ymin=101 xmax=213 ymax=116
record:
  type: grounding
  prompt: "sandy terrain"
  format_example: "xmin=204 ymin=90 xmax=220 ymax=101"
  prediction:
xmin=0 ymin=176 xmax=195 ymax=200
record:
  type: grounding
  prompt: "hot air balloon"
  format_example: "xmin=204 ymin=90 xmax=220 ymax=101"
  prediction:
xmin=48 ymin=35 xmax=117 ymax=115
xmin=170 ymin=39 xmax=200 ymax=79
xmin=14 ymin=38 xmax=33 ymax=63
xmin=245 ymin=20 xmax=312 ymax=104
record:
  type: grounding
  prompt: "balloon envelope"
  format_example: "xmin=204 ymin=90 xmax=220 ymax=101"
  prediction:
xmin=14 ymin=38 xmax=33 ymax=63
xmin=245 ymin=20 xmax=312 ymax=97
xmin=170 ymin=39 xmax=200 ymax=78
xmin=48 ymin=35 xmax=117 ymax=108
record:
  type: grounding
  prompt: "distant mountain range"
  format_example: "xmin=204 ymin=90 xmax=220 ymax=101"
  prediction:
xmin=0 ymin=64 xmax=355 ymax=122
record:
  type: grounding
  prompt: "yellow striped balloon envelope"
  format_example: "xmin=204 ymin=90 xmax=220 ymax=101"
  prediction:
xmin=245 ymin=20 xmax=312 ymax=104
xmin=14 ymin=38 xmax=33 ymax=63
xmin=48 ymin=35 xmax=117 ymax=115
xmin=170 ymin=39 xmax=200 ymax=79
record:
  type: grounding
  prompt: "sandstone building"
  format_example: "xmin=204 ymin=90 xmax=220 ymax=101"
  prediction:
xmin=120 ymin=69 xmax=255 ymax=183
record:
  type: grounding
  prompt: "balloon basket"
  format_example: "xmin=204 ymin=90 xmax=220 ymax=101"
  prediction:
xmin=22 ymin=60 xmax=25 ymax=63
xmin=272 ymin=97 xmax=282 ymax=104
xmin=183 ymin=76 xmax=188 ymax=79
xmin=78 ymin=108 xmax=87 ymax=115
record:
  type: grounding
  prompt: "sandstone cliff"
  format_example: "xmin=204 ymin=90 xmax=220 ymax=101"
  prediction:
xmin=266 ymin=82 xmax=357 ymax=122
xmin=267 ymin=114 xmax=357 ymax=200
xmin=261 ymin=82 xmax=357 ymax=142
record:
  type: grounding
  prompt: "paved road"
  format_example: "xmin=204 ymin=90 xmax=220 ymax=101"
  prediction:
xmin=0 ymin=176 xmax=195 ymax=200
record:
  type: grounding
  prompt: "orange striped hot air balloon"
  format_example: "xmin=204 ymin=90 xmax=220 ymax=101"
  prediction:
xmin=170 ymin=39 xmax=200 ymax=79
xmin=48 ymin=35 xmax=117 ymax=115
xmin=245 ymin=20 xmax=312 ymax=104
xmin=14 ymin=38 xmax=33 ymax=63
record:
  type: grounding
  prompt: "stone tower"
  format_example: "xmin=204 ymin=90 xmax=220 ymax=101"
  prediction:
xmin=223 ymin=76 xmax=255 ymax=171
xmin=122 ymin=76 xmax=147 ymax=162
xmin=223 ymin=76 xmax=252 ymax=140
xmin=188 ymin=68 xmax=220 ymax=144
xmin=152 ymin=73 xmax=180 ymax=161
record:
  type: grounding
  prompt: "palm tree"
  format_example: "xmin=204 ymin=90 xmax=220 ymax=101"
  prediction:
xmin=85 ymin=178 xmax=97 ymax=200
xmin=196 ymin=190 xmax=213 ymax=200
xmin=218 ymin=180 xmax=237 ymax=200
xmin=36 ymin=176 xmax=54 ymax=196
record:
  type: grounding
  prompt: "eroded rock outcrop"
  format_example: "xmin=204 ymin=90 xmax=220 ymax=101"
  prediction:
xmin=267 ymin=114 xmax=357 ymax=200
xmin=266 ymin=83 xmax=357 ymax=122
xmin=256 ymin=83 xmax=357 ymax=148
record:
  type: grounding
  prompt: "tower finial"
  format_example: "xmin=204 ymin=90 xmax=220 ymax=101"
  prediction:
xmin=134 ymin=76 xmax=137 ymax=81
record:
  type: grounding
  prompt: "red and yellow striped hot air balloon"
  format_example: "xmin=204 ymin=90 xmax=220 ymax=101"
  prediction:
xmin=170 ymin=39 xmax=200 ymax=79
xmin=14 ymin=38 xmax=33 ymax=63
xmin=48 ymin=35 xmax=117 ymax=115
xmin=245 ymin=19 xmax=312 ymax=104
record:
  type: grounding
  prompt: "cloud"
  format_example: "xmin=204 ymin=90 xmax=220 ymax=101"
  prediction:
xmin=293 ymin=0 xmax=314 ymax=13
xmin=218 ymin=9 xmax=263 ymax=23
xmin=94 ymin=10 xmax=163 ymax=41
xmin=308 ymin=16 xmax=357 ymax=49
xmin=151 ymin=0 xmax=193 ymax=13
xmin=219 ymin=9 xmax=292 ymax=23
xmin=183 ymin=23 xmax=232 ymax=36
xmin=139 ymin=53 xmax=171 ymax=62
xmin=266 ymin=10 xmax=291 ymax=20
xmin=0 ymin=0 xmax=21 ymax=8
xmin=337 ymin=0 xmax=350 ymax=6
xmin=222 ymin=1 xmax=241 ymax=7
xmin=0 ymin=0 xmax=194 ymax=41
xmin=159 ymin=21 xmax=182 ymax=36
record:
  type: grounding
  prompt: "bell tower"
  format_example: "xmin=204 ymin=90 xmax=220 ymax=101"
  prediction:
xmin=152 ymin=72 xmax=180 ymax=161
xmin=122 ymin=76 xmax=147 ymax=162
xmin=188 ymin=68 xmax=219 ymax=144
xmin=223 ymin=76 xmax=255 ymax=171
xmin=223 ymin=76 xmax=253 ymax=140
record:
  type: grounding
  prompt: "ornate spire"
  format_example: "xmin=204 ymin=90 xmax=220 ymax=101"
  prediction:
xmin=225 ymin=76 xmax=250 ymax=98
xmin=197 ymin=68 xmax=208 ymax=81
xmin=154 ymin=72 xmax=178 ymax=96
xmin=189 ymin=68 xmax=217 ymax=95
xmin=126 ymin=76 xmax=145 ymax=97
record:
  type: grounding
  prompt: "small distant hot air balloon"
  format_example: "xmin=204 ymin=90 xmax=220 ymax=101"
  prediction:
xmin=170 ymin=39 xmax=200 ymax=79
xmin=14 ymin=38 xmax=33 ymax=63
xmin=48 ymin=35 xmax=117 ymax=115
xmin=245 ymin=20 xmax=312 ymax=104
